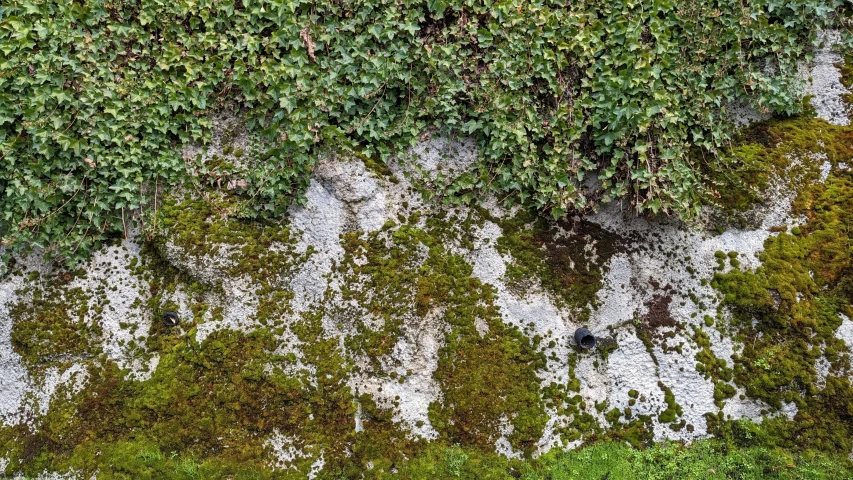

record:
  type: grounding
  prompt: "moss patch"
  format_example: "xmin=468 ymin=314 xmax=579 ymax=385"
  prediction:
xmin=10 ymin=283 xmax=99 ymax=375
xmin=328 ymin=215 xmax=550 ymax=456
xmin=157 ymin=195 xmax=307 ymax=284
xmin=493 ymin=209 xmax=622 ymax=321
xmin=711 ymin=115 xmax=853 ymax=454
xmin=8 ymin=265 xmax=105 ymax=380
xmin=708 ymin=113 xmax=853 ymax=223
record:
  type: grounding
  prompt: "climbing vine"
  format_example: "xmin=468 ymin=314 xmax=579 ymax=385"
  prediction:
xmin=1 ymin=0 xmax=850 ymax=263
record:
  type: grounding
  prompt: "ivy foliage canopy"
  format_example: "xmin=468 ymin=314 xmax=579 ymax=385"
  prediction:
xmin=0 ymin=0 xmax=850 ymax=263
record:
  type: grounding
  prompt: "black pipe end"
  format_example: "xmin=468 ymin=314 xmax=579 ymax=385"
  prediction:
xmin=162 ymin=311 xmax=180 ymax=327
xmin=574 ymin=327 xmax=596 ymax=349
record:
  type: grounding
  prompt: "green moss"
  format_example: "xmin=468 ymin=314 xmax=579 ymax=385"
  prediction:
xmin=656 ymin=382 xmax=682 ymax=424
xmin=353 ymin=150 xmax=392 ymax=179
xmin=269 ymin=208 xmax=549 ymax=457
xmin=2 ymin=195 xmax=458 ymax=477
xmin=290 ymin=307 xmax=425 ymax=477
xmin=312 ymin=226 xmax=418 ymax=371
xmin=708 ymin=114 xmax=853 ymax=222
xmin=391 ymin=224 xmax=549 ymax=455
xmin=605 ymin=407 xmax=622 ymax=425
xmin=10 ymin=280 xmax=100 ymax=376
xmin=703 ymin=140 xmax=775 ymax=214
xmin=691 ymin=326 xmax=735 ymax=408
xmin=711 ymin=114 xmax=853 ymax=453
xmin=158 ymin=195 xmax=307 ymax=284
xmin=493 ymin=209 xmax=622 ymax=321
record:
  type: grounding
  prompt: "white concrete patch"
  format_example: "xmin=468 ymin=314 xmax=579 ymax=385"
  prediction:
xmin=591 ymin=254 xmax=646 ymax=330
xmin=349 ymin=310 xmax=445 ymax=440
xmin=406 ymin=136 xmax=479 ymax=180
xmin=289 ymin=180 xmax=347 ymax=316
xmin=0 ymin=269 xmax=31 ymax=425
xmin=309 ymin=452 xmax=325 ymax=480
xmin=727 ymin=101 xmax=771 ymax=128
xmin=194 ymin=276 xmax=264 ymax=343
xmin=820 ymin=160 xmax=833 ymax=182
xmin=265 ymin=430 xmax=313 ymax=471
xmin=805 ymin=31 xmax=850 ymax=126
xmin=722 ymin=391 xmax=773 ymax=422
xmin=655 ymin=338 xmax=716 ymax=440
xmin=836 ymin=313 xmax=853 ymax=349
xmin=495 ymin=417 xmax=522 ymax=459
xmin=314 ymin=156 xmax=388 ymax=233
xmin=780 ymin=401 xmax=799 ymax=420
xmin=597 ymin=330 xmax=664 ymax=421
xmin=815 ymin=355 xmax=832 ymax=389
xmin=33 ymin=363 xmax=89 ymax=417
xmin=68 ymin=239 xmax=157 ymax=380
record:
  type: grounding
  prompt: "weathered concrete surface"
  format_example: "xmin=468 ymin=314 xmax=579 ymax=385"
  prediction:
xmin=0 ymin=37 xmax=849 ymax=478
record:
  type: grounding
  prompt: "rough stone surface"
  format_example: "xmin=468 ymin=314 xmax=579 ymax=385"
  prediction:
xmin=0 ymin=269 xmax=30 ymax=425
xmin=806 ymin=31 xmax=850 ymax=126
xmin=837 ymin=314 xmax=853 ymax=350
xmin=0 ymin=40 xmax=849 ymax=477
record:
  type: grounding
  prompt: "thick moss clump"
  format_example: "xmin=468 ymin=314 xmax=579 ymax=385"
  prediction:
xmin=157 ymin=195 xmax=308 ymax=283
xmin=707 ymin=112 xmax=853 ymax=222
xmin=692 ymin=326 xmax=736 ymax=408
xmin=423 ymin=242 xmax=548 ymax=455
xmin=333 ymin=227 xmax=420 ymax=364
xmin=711 ymin=115 xmax=853 ymax=454
xmin=656 ymin=382 xmax=683 ymax=424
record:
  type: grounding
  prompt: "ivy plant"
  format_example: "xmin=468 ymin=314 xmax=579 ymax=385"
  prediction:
xmin=0 ymin=0 xmax=849 ymax=263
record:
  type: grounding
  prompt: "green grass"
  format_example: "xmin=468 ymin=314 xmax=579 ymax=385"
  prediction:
xmin=539 ymin=439 xmax=853 ymax=480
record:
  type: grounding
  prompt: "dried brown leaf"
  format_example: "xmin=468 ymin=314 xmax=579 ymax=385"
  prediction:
xmin=300 ymin=26 xmax=316 ymax=62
